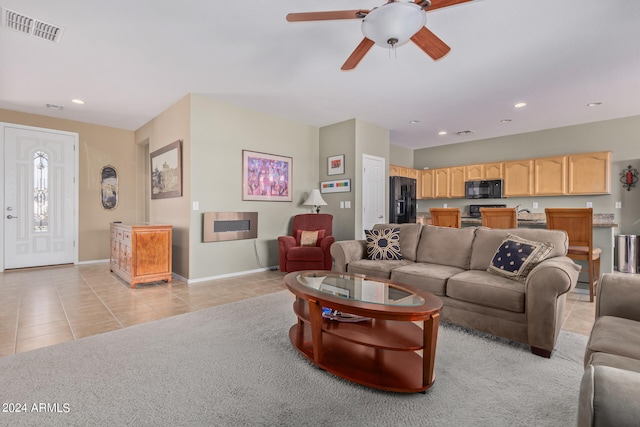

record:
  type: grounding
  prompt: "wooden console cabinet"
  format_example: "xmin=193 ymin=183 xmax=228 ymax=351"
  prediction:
xmin=110 ymin=223 xmax=172 ymax=288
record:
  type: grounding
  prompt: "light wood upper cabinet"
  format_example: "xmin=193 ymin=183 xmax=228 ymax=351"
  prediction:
xmin=420 ymin=169 xmax=435 ymax=199
xmin=434 ymin=168 xmax=450 ymax=199
xmin=484 ymin=162 xmax=504 ymax=179
xmin=567 ymin=151 xmax=612 ymax=194
xmin=504 ymin=160 xmax=534 ymax=197
xmin=464 ymin=164 xmax=484 ymax=181
xmin=389 ymin=164 xmax=404 ymax=177
xmin=449 ymin=166 xmax=466 ymax=198
xmin=534 ymin=156 xmax=567 ymax=195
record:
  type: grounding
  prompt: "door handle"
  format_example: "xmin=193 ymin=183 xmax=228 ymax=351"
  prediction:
xmin=6 ymin=215 xmax=18 ymax=219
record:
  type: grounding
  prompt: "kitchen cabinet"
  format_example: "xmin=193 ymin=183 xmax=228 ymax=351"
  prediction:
xmin=434 ymin=168 xmax=450 ymax=199
xmin=449 ymin=166 xmax=465 ymax=198
xmin=567 ymin=151 xmax=611 ymax=194
xmin=534 ymin=156 xmax=567 ymax=195
xmin=484 ymin=162 xmax=504 ymax=179
xmin=504 ymin=160 xmax=534 ymax=197
xmin=110 ymin=223 xmax=172 ymax=288
xmin=464 ymin=164 xmax=484 ymax=181
xmin=420 ymin=169 xmax=435 ymax=199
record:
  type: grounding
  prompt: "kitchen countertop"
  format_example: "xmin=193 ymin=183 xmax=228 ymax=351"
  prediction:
xmin=417 ymin=212 xmax=618 ymax=228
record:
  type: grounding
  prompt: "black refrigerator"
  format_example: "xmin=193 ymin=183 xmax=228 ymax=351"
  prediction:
xmin=389 ymin=176 xmax=417 ymax=223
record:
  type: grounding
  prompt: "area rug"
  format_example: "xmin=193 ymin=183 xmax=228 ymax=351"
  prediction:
xmin=0 ymin=291 xmax=587 ymax=426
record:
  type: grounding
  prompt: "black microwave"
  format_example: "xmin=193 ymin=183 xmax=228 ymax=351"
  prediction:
xmin=465 ymin=179 xmax=503 ymax=199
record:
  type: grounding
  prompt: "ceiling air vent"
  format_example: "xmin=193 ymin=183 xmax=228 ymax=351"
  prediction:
xmin=1 ymin=8 xmax=64 ymax=43
xmin=456 ymin=130 xmax=475 ymax=136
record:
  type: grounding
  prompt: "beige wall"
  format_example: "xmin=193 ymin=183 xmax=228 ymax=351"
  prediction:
xmin=320 ymin=120 xmax=357 ymax=241
xmin=319 ymin=119 xmax=390 ymax=241
xmin=412 ymin=115 xmax=640 ymax=235
xmin=389 ymin=144 xmax=413 ymax=168
xmin=0 ymin=109 xmax=137 ymax=262
xmin=134 ymin=95 xmax=191 ymax=278
xmin=187 ymin=95 xmax=319 ymax=279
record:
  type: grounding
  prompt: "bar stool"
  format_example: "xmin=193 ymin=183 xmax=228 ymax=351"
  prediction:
xmin=480 ymin=207 xmax=517 ymax=229
xmin=429 ymin=208 xmax=461 ymax=228
xmin=545 ymin=208 xmax=601 ymax=302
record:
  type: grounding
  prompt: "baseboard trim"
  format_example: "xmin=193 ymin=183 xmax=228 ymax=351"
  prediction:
xmin=187 ymin=266 xmax=279 ymax=285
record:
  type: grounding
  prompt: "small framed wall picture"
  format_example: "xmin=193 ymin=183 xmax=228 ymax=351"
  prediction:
xmin=327 ymin=154 xmax=345 ymax=176
xmin=320 ymin=179 xmax=351 ymax=193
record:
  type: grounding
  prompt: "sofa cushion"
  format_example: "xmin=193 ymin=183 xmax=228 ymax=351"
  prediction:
xmin=365 ymin=228 xmax=402 ymax=260
xmin=446 ymin=270 xmax=525 ymax=313
xmin=585 ymin=316 xmax=640 ymax=364
xmin=588 ymin=353 xmax=640 ymax=374
xmin=470 ymin=227 xmax=569 ymax=271
xmin=373 ymin=223 xmax=422 ymax=262
xmin=391 ymin=263 xmax=465 ymax=296
xmin=347 ymin=259 xmax=414 ymax=280
xmin=415 ymin=225 xmax=476 ymax=269
xmin=487 ymin=234 xmax=554 ymax=283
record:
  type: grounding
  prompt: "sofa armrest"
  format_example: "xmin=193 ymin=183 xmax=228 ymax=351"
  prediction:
xmin=596 ymin=273 xmax=640 ymax=322
xmin=525 ymin=256 xmax=580 ymax=354
xmin=578 ymin=365 xmax=640 ymax=427
xmin=330 ymin=240 xmax=367 ymax=273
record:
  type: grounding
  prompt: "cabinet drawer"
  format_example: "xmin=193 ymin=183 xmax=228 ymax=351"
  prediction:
xmin=123 ymin=231 xmax=132 ymax=241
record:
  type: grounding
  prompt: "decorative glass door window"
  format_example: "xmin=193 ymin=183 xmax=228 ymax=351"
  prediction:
xmin=34 ymin=151 xmax=49 ymax=232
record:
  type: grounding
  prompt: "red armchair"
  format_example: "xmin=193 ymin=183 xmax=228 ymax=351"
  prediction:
xmin=278 ymin=214 xmax=334 ymax=272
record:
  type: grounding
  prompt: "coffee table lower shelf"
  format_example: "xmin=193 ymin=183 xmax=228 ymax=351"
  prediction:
xmin=289 ymin=322 xmax=430 ymax=393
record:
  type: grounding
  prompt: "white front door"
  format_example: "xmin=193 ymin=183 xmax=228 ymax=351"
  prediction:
xmin=3 ymin=125 xmax=76 ymax=269
xmin=362 ymin=154 xmax=386 ymax=238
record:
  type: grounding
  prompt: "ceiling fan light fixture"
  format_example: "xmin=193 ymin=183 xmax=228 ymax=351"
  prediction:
xmin=361 ymin=2 xmax=426 ymax=48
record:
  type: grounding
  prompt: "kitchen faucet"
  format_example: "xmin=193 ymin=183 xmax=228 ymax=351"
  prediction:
xmin=515 ymin=204 xmax=531 ymax=217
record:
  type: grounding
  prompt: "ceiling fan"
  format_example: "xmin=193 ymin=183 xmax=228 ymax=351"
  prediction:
xmin=286 ymin=0 xmax=473 ymax=70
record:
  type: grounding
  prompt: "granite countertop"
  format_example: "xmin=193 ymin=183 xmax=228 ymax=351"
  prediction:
xmin=416 ymin=212 xmax=618 ymax=228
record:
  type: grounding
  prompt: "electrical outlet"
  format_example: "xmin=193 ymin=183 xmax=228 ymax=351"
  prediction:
xmin=532 ymin=202 xmax=538 ymax=209
xmin=615 ymin=201 xmax=622 ymax=209
xmin=586 ymin=202 xmax=593 ymax=208
xmin=443 ymin=203 xmax=448 ymax=208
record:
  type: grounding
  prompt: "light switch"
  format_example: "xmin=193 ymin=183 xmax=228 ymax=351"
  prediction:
xmin=340 ymin=201 xmax=345 ymax=209
xmin=193 ymin=201 xmax=199 ymax=211
xmin=443 ymin=203 xmax=448 ymax=208
xmin=532 ymin=202 xmax=538 ymax=209
xmin=586 ymin=202 xmax=592 ymax=208
xmin=345 ymin=201 xmax=351 ymax=209
xmin=615 ymin=202 xmax=622 ymax=209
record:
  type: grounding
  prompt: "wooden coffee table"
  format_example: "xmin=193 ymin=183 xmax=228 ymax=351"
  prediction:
xmin=284 ymin=271 xmax=443 ymax=393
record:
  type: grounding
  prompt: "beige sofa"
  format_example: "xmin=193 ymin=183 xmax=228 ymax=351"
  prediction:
xmin=578 ymin=273 xmax=640 ymax=426
xmin=330 ymin=223 xmax=580 ymax=357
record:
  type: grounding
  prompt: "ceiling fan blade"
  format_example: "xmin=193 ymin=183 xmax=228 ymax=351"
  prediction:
xmin=341 ymin=38 xmax=375 ymax=71
xmin=286 ymin=10 xmax=369 ymax=22
xmin=421 ymin=0 xmax=474 ymax=11
xmin=410 ymin=26 xmax=451 ymax=60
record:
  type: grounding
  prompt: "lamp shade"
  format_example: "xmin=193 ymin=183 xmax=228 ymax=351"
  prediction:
xmin=361 ymin=2 xmax=426 ymax=48
xmin=304 ymin=189 xmax=327 ymax=207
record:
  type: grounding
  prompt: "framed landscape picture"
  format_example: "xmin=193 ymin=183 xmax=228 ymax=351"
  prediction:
xmin=150 ymin=140 xmax=183 ymax=199
xmin=327 ymin=154 xmax=345 ymax=175
xmin=242 ymin=150 xmax=292 ymax=201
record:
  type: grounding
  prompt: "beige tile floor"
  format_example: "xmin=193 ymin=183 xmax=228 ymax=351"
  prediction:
xmin=0 ymin=263 xmax=596 ymax=358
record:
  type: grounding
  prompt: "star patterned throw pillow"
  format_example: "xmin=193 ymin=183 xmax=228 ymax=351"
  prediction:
xmin=365 ymin=228 xmax=403 ymax=261
xmin=487 ymin=234 xmax=554 ymax=282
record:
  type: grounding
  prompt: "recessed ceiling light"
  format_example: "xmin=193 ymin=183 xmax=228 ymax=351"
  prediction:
xmin=438 ymin=131 xmax=447 ymax=135
xmin=501 ymin=119 xmax=512 ymax=123
xmin=71 ymin=98 xmax=85 ymax=105
xmin=514 ymin=102 xmax=527 ymax=108
xmin=46 ymin=103 xmax=64 ymax=110
xmin=409 ymin=120 xmax=420 ymax=124
xmin=587 ymin=102 xmax=602 ymax=107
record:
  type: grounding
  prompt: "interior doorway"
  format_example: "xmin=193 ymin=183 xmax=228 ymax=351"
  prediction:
xmin=362 ymin=154 xmax=386 ymax=238
xmin=1 ymin=123 xmax=78 ymax=270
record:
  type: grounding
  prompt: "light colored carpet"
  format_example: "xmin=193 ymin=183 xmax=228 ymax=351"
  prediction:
xmin=0 ymin=291 xmax=587 ymax=426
